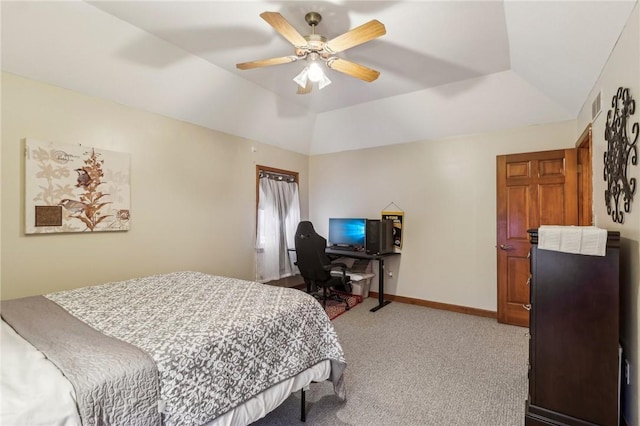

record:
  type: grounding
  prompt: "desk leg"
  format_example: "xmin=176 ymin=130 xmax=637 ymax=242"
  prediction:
xmin=370 ymin=258 xmax=391 ymax=312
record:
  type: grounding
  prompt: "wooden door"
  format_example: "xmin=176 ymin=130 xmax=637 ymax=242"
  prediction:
xmin=496 ymin=149 xmax=578 ymax=326
xmin=576 ymin=125 xmax=593 ymax=226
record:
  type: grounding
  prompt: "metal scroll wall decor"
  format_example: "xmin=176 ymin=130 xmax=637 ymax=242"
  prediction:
xmin=603 ymin=87 xmax=638 ymax=224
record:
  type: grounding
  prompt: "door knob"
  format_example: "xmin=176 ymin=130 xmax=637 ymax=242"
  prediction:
xmin=499 ymin=244 xmax=513 ymax=251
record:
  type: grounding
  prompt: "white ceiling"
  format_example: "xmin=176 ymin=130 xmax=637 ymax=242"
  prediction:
xmin=1 ymin=1 xmax=637 ymax=154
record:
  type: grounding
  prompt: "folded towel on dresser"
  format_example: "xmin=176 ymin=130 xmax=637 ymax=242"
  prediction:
xmin=538 ymin=225 xmax=608 ymax=256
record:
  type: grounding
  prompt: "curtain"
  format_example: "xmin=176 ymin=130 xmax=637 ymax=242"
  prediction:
xmin=256 ymin=176 xmax=300 ymax=282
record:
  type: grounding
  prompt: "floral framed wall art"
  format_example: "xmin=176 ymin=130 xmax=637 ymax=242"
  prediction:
xmin=25 ymin=139 xmax=131 ymax=234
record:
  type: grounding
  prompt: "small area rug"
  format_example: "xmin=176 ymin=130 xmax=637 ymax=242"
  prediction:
xmin=291 ymin=284 xmax=363 ymax=320
xmin=322 ymin=292 xmax=363 ymax=320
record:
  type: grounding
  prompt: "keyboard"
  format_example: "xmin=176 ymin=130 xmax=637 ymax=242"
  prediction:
xmin=327 ymin=246 xmax=353 ymax=251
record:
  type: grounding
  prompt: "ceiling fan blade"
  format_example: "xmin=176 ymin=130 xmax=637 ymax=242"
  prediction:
xmin=297 ymin=80 xmax=312 ymax=95
xmin=327 ymin=58 xmax=380 ymax=82
xmin=324 ymin=20 xmax=386 ymax=53
xmin=236 ymin=56 xmax=298 ymax=70
xmin=260 ymin=11 xmax=308 ymax=47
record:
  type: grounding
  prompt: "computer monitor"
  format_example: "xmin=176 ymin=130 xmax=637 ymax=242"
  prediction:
xmin=328 ymin=218 xmax=366 ymax=250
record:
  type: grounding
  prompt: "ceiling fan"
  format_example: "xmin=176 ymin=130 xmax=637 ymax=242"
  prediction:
xmin=236 ymin=11 xmax=386 ymax=94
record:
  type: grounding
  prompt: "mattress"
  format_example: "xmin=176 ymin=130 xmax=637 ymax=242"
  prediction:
xmin=1 ymin=272 xmax=344 ymax=425
xmin=1 ymin=321 xmax=330 ymax=426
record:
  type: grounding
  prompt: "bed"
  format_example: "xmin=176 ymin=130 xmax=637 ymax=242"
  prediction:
xmin=1 ymin=271 xmax=346 ymax=426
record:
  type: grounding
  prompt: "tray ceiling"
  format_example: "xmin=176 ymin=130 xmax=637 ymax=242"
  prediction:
xmin=1 ymin=1 xmax=637 ymax=154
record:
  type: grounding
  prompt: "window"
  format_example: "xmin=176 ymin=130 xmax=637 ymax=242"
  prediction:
xmin=255 ymin=166 xmax=300 ymax=282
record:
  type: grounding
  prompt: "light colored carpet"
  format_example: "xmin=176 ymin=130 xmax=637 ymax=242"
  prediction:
xmin=253 ymin=297 xmax=528 ymax=426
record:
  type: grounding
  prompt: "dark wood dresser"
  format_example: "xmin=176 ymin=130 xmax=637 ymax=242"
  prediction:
xmin=525 ymin=229 xmax=620 ymax=426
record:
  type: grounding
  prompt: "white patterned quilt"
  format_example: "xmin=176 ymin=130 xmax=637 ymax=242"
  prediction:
xmin=45 ymin=271 xmax=346 ymax=426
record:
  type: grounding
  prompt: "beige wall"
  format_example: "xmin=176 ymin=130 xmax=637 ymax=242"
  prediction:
xmin=309 ymin=120 xmax=577 ymax=312
xmin=0 ymin=72 xmax=309 ymax=300
xmin=577 ymin=4 xmax=639 ymax=424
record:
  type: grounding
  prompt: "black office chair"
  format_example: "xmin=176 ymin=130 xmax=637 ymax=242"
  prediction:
xmin=294 ymin=221 xmax=351 ymax=310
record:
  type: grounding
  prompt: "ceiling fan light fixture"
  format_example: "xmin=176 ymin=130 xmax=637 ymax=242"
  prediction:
xmin=293 ymin=67 xmax=309 ymax=88
xmin=316 ymin=71 xmax=332 ymax=90
xmin=293 ymin=63 xmax=332 ymax=91
xmin=307 ymin=61 xmax=324 ymax=82
xmin=238 ymin=11 xmax=384 ymax=94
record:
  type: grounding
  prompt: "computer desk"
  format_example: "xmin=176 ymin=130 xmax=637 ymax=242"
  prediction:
xmin=325 ymin=248 xmax=400 ymax=312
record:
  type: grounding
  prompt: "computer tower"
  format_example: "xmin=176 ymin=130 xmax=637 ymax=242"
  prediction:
xmin=365 ymin=219 xmax=394 ymax=254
